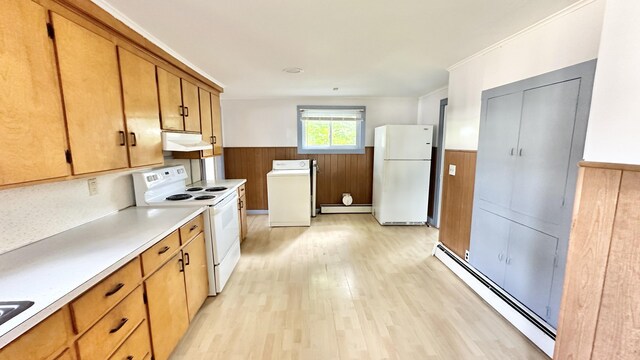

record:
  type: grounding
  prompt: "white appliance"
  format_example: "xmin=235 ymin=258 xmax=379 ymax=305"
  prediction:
xmin=132 ymin=166 xmax=240 ymax=295
xmin=267 ymin=160 xmax=313 ymax=227
xmin=372 ymin=125 xmax=433 ymax=225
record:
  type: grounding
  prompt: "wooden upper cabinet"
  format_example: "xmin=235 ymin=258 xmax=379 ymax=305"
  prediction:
xmin=183 ymin=233 xmax=209 ymax=321
xmin=211 ymin=92 xmax=223 ymax=155
xmin=181 ymin=80 xmax=201 ymax=132
xmin=199 ymin=88 xmax=214 ymax=157
xmin=118 ymin=47 xmax=163 ymax=168
xmin=52 ymin=13 xmax=128 ymax=175
xmin=157 ymin=67 xmax=184 ymax=131
xmin=0 ymin=0 xmax=69 ymax=186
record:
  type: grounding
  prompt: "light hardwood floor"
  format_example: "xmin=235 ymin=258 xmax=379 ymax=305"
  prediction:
xmin=171 ymin=214 xmax=547 ymax=359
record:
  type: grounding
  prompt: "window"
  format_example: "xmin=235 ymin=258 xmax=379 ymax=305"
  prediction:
xmin=297 ymin=106 xmax=366 ymax=154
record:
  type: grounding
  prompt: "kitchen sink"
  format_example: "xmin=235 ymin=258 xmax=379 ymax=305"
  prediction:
xmin=0 ymin=301 xmax=34 ymax=326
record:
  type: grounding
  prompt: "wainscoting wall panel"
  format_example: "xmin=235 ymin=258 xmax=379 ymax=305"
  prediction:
xmin=438 ymin=150 xmax=477 ymax=259
xmin=555 ymin=162 xmax=640 ymax=360
xmin=224 ymin=147 xmax=374 ymax=210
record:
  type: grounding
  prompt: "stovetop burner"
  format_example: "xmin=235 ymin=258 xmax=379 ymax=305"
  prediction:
xmin=194 ymin=195 xmax=216 ymax=200
xmin=186 ymin=187 xmax=204 ymax=192
xmin=166 ymin=194 xmax=193 ymax=201
xmin=205 ymin=187 xmax=228 ymax=192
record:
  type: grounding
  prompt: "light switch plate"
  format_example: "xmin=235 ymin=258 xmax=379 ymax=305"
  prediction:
xmin=449 ymin=164 xmax=456 ymax=176
xmin=88 ymin=178 xmax=98 ymax=196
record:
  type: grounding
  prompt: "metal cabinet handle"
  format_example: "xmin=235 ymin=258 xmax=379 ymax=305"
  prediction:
xmin=178 ymin=105 xmax=184 ymax=116
xmin=105 ymin=282 xmax=124 ymax=297
xmin=109 ymin=318 xmax=128 ymax=333
xmin=506 ymin=257 xmax=512 ymax=265
xmin=158 ymin=246 xmax=170 ymax=255
xmin=178 ymin=258 xmax=184 ymax=272
xmin=184 ymin=253 xmax=190 ymax=266
xmin=518 ymin=148 xmax=523 ymax=157
xmin=184 ymin=106 xmax=189 ymax=117
xmin=189 ymin=224 xmax=198 ymax=232
xmin=510 ymin=148 xmax=514 ymax=156
xmin=130 ymin=132 xmax=137 ymax=147
xmin=210 ymin=135 xmax=214 ymax=144
xmin=498 ymin=253 xmax=504 ymax=261
xmin=119 ymin=131 xmax=126 ymax=146
xmin=212 ymin=136 xmax=217 ymax=145
xmin=241 ymin=200 xmax=244 ymax=209
xmin=126 ymin=356 xmax=133 ymax=360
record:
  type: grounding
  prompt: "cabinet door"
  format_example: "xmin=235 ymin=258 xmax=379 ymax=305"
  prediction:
xmin=183 ymin=233 xmax=209 ymax=321
xmin=475 ymin=92 xmax=522 ymax=209
xmin=211 ymin=92 xmax=223 ymax=155
xmin=55 ymin=349 xmax=77 ymax=360
xmin=118 ymin=47 xmax=163 ymax=168
xmin=181 ymin=79 xmax=201 ymax=132
xmin=240 ymin=193 xmax=248 ymax=241
xmin=504 ymin=222 xmax=558 ymax=323
xmin=0 ymin=0 xmax=69 ymax=185
xmin=199 ymin=88 xmax=214 ymax=157
xmin=510 ymin=79 xmax=581 ymax=224
xmin=469 ymin=209 xmax=510 ymax=287
xmin=157 ymin=67 xmax=184 ymax=131
xmin=52 ymin=14 xmax=128 ymax=175
xmin=144 ymin=253 xmax=189 ymax=360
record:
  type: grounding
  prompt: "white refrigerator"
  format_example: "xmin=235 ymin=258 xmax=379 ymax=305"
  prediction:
xmin=372 ymin=125 xmax=433 ymax=225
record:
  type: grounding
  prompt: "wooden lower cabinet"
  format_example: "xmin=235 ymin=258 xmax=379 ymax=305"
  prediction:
xmin=0 ymin=306 xmax=74 ymax=360
xmin=238 ymin=185 xmax=248 ymax=241
xmin=108 ymin=321 xmax=151 ymax=360
xmin=76 ymin=287 xmax=146 ymax=360
xmin=183 ymin=233 xmax=209 ymax=321
xmin=55 ymin=349 xmax=77 ymax=360
xmin=144 ymin=252 xmax=190 ymax=360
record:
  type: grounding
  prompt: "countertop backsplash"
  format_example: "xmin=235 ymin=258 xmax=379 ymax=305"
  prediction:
xmin=0 ymin=172 xmax=135 ymax=255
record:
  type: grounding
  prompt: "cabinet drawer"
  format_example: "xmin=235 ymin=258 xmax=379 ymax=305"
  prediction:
xmin=0 ymin=306 xmax=74 ymax=360
xmin=179 ymin=214 xmax=204 ymax=244
xmin=71 ymin=258 xmax=141 ymax=332
xmin=108 ymin=320 xmax=151 ymax=360
xmin=141 ymin=230 xmax=180 ymax=275
xmin=76 ymin=286 xmax=146 ymax=360
xmin=237 ymin=184 xmax=245 ymax=197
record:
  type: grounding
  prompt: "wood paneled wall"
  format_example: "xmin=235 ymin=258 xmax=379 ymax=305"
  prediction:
xmin=555 ymin=162 xmax=640 ymax=360
xmin=224 ymin=147 xmax=374 ymax=210
xmin=439 ymin=150 xmax=477 ymax=259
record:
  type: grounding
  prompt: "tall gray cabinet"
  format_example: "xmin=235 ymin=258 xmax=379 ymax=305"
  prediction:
xmin=469 ymin=60 xmax=597 ymax=329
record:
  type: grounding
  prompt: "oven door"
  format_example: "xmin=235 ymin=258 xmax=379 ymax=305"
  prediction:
xmin=210 ymin=192 xmax=240 ymax=265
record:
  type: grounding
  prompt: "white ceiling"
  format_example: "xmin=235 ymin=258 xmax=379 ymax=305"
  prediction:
xmin=98 ymin=0 xmax=579 ymax=98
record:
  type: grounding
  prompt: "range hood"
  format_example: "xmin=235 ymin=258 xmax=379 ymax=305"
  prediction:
xmin=162 ymin=132 xmax=213 ymax=152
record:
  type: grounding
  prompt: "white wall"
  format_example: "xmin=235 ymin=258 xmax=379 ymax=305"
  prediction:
xmin=417 ymin=87 xmax=448 ymax=143
xmin=222 ymin=97 xmax=419 ymax=147
xmin=0 ymin=172 xmax=135 ymax=254
xmin=445 ymin=0 xmax=605 ymax=150
xmin=583 ymin=0 xmax=640 ymax=165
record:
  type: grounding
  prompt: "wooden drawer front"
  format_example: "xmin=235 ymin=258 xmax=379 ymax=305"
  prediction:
xmin=141 ymin=230 xmax=180 ymax=275
xmin=0 ymin=306 xmax=74 ymax=360
xmin=71 ymin=258 xmax=142 ymax=332
xmin=77 ymin=286 xmax=146 ymax=360
xmin=237 ymin=184 xmax=245 ymax=197
xmin=179 ymin=214 xmax=204 ymax=244
xmin=108 ymin=320 xmax=151 ymax=360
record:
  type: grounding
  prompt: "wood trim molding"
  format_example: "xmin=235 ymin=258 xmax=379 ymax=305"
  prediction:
xmin=579 ymin=160 xmax=640 ymax=172
xmin=442 ymin=149 xmax=478 ymax=153
xmin=35 ymin=0 xmax=223 ymax=94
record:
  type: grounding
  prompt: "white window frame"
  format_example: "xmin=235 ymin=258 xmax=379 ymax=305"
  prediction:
xmin=297 ymin=105 xmax=366 ymax=154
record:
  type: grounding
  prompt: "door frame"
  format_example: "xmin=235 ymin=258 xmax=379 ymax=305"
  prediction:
xmin=428 ymin=98 xmax=447 ymax=227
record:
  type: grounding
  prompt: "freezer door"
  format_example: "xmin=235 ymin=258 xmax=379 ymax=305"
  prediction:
xmin=385 ymin=125 xmax=433 ymax=160
xmin=375 ymin=160 xmax=430 ymax=224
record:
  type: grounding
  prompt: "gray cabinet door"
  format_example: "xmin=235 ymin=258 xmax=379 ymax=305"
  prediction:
xmin=510 ymin=79 xmax=581 ymax=224
xmin=476 ymin=93 xmax=522 ymax=209
xmin=469 ymin=209 xmax=510 ymax=287
xmin=504 ymin=222 xmax=558 ymax=322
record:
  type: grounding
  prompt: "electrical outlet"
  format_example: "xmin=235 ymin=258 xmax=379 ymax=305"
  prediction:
xmin=449 ymin=164 xmax=456 ymax=176
xmin=88 ymin=178 xmax=98 ymax=196
xmin=464 ymin=250 xmax=470 ymax=261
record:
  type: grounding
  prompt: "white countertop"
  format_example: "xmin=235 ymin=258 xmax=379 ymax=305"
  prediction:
xmin=0 ymin=206 xmax=207 ymax=348
xmin=190 ymin=179 xmax=246 ymax=193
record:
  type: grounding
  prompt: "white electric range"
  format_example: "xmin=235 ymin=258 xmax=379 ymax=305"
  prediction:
xmin=132 ymin=166 xmax=245 ymax=295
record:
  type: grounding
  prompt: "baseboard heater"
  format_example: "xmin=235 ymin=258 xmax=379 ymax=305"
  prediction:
xmin=320 ymin=204 xmax=372 ymax=214
xmin=433 ymin=243 xmax=556 ymax=357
